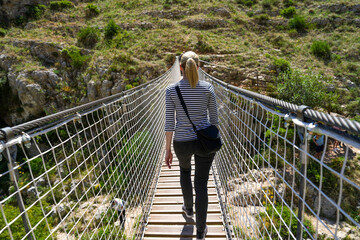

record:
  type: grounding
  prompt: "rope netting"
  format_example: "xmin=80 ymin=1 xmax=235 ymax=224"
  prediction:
xmin=0 ymin=61 xmax=179 ymax=240
xmin=201 ymin=70 xmax=360 ymax=240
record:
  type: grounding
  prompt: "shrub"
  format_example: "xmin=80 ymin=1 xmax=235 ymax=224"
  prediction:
xmin=77 ymin=26 xmax=100 ymax=48
xmin=112 ymin=29 xmax=131 ymax=48
xmin=0 ymin=73 xmax=7 ymax=90
xmin=283 ymin=0 xmax=294 ymax=7
xmin=85 ymin=4 xmax=100 ymax=18
xmin=260 ymin=204 xmax=314 ymax=239
xmin=195 ymin=34 xmax=214 ymax=53
xmin=262 ymin=0 xmax=279 ymax=9
xmin=288 ymin=28 xmax=298 ymax=37
xmin=254 ymin=14 xmax=269 ymax=25
xmin=289 ymin=15 xmax=307 ymax=31
xmin=271 ymin=56 xmax=291 ymax=73
xmin=109 ymin=53 xmax=138 ymax=72
xmin=246 ymin=11 xmax=254 ymax=17
xmin=27 ymin=4 xmax=46 ymax=20
xmin=0 ymin=28 xmax=6 ymax=37
xmin=280 ymin=6 xmax=296 ymax=18
xmin=49 ymin=1 xmax=74 ymax=11
xmin=0 ymin=204 xmax=53 ymax=239
xmin=14 ymin=16 xmax=27 ymax=26
xmin=237 ymin=0 xmax=257 ymax=7
xmin=104 ymin=19 xmax=120 ymax=39
xmin=275 ymin=69 xmax=335 ymax=110
xmin=311 ymin=40 xmax=331 ymax=59
xmin=61 ymin=46 xmax=91 ymax=69
xmin=345 ymin=97 xmax=360 ymax=115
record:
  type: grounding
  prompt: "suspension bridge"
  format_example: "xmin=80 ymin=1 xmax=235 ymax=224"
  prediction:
xmin=0 ymin=57 xmax=360 ymax=240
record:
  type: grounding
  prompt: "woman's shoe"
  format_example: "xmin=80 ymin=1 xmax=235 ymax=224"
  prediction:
xmin=196 ymin=225 xmax=208 ymax=240
xmin=182 ymin=205 xmax=194 ymax=218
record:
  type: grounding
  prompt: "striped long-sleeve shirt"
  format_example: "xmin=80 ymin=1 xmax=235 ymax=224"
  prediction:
xmin=165 ymin=78 xmax=219 ymax=142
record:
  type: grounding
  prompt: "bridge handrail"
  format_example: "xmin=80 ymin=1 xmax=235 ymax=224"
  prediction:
xmin=200 ymin=69 xmax=360 ymax=136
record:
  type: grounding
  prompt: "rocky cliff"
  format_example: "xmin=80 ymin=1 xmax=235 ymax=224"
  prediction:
xmin=1 ymin=0 xmax=48 ymax=24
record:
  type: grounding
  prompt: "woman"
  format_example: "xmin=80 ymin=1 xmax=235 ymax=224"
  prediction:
xmin=164 ymin=51 xmax=219 ymax=240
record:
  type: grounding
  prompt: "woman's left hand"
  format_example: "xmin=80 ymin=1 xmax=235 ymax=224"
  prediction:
xmin=165 ymin=149 xmax=173 ymax=169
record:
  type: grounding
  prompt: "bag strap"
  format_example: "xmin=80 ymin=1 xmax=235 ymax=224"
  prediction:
xmin=175 ymin=85 xmax=197 ymax=132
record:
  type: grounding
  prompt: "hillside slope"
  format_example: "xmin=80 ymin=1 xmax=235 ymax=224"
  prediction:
xmin=0 ymin=0 xmax=359 ymax=126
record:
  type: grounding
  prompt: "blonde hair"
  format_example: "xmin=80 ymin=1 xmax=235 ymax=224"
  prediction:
xmin=180 ymin=51 xmax=199 ymax=88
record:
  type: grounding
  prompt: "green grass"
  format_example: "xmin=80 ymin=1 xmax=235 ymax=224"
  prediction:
xmin=259 ymin=204 xmax=315 ymax=239
xmin=85 ymin=4 xmax=100 ymax=19
xmin=280 ymin=6 xmax=296 ymax=18
xmin=104 ymin=19 xmax=120 ymax=39
xmin=61 ymin=46 xmax=91 ymax=69
xmin=49 ymin=1 xmax=74 ymax=11
xmin=289 ymin=15 xmax=308 ymax=32
xmin=77 ymin=26 xmax=101 ymax=49
xmin=311 ymin=40 xmax=331 ymax=59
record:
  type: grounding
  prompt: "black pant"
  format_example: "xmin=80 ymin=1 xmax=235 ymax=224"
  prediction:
xmin=173 ymin=140 xmax=215 ymax=232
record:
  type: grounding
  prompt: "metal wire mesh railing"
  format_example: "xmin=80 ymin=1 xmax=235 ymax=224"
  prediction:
xmin=0 ymin=60 xmax=180 ymax=240
xmin=200 ymin=70 xmax=360 ymax=240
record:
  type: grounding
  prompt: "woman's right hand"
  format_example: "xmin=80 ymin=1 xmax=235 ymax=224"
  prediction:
xmin=165 ymin=149 xmax=173 ymax=169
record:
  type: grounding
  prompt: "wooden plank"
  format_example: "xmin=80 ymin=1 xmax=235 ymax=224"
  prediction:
xmin=153 ymin=196 xmax=218 ymax=205
xmin=159 ymin=172 xmax=213 ymax=177
xmin=157 ymin=176 xmax=215 ymax=183
xmin=144 ymin=225 xmax=226 ymax=238
xmin=155 ymin=187 xmax=217 ymax=196
xmin=144 ymin=238 xmax=226 ymax=240
xmin=150 ymin=204 xmax=221 ymax=214
xmin=148 ymin=213 xmax=223 ymax=225
xmin=156 ymin=182 xmax=215 ymax=189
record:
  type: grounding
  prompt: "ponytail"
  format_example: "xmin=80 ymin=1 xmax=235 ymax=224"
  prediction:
xmin=185 ymin=58 xmax=199 ymax=88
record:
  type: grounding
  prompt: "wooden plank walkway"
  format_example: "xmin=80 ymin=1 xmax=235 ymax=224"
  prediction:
xmin=143 ymin=153 xmax=228 ymax=240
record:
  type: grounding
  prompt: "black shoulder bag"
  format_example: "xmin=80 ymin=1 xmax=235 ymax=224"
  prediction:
xmin=175 ymin=85 xmax=223 ymax=154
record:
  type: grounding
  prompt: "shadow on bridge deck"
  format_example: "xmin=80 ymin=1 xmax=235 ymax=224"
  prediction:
xmin=143 ymin=150 xmax=228 ymax=240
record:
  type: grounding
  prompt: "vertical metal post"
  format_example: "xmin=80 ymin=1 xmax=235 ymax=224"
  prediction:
xmin=295 ymin=106 xmax=310 ymax=240
xmin=1 ymin=128 xmax=34 ymax=240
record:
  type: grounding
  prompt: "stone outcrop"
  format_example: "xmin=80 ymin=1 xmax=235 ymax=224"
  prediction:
xmin=311 ymin=17 xmax=360 ymax=28
xmin=144 ymin=7 xmax=231 ymax=19
xmin=318 ymin=4 xmax=360 ymax=14
xmin=227 ymin=168 xmax=284 ymax=207
xmin=0 ymin=0 xmax=50 ymax=24
xmin=180 ymin=18 xmax=228 ymax=29
xmin=0 ymin=0 xmax=81 ymax=24
xmin=12 ymin=40 xmax=64 ymax=66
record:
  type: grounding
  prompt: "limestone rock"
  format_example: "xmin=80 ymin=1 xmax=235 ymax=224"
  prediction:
xmin=94 ymin=205 xmax=107 ymax=220
xmin=319 ymin=4 xmax=360 ymax=14
xmin=11 ymin=40 xmax=64 ymax=66
xmin=144 ymin=9 xmax=195 ymax=19
xmin=8 ymin=72 xmax=46 ymax=117
xmin=111 ymin=81 xmax=125 ymax=95
xmin=314 ymin=195 xmax=343 ymax=221
xmin=180 ymin=18 xmax=228 ymax=29
xmin=0 ymin=54 xmax=16 ymax=71
xmin=31 ymin=70 xmax=60 ymax=89
xmin=100 ymin=80 xmax=113 ymax=98
xmin=87 ymin=81 xmax=97 ymax=101
xmin=227 ymin=168 xmax=277 ymax=207
xmin=36 ymin=177 xmax=46 ymax=187
xmin=0 ymin=0 xmax=49 ymax=24
xmin=207 ymin=7 xmax=231 ymax=18
xmin=311 ymin=18 xmax=331 ymax=27
xmin=346 ymin=80 xmax=356 ymax=88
